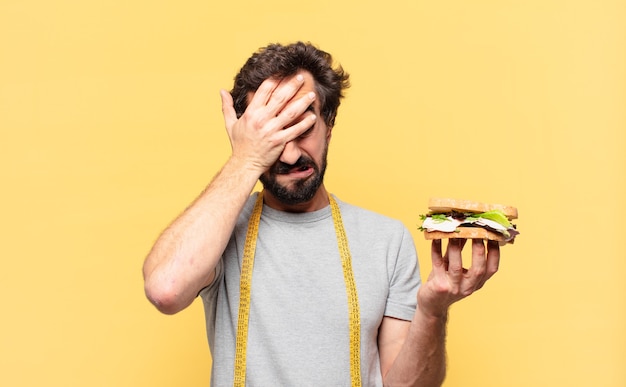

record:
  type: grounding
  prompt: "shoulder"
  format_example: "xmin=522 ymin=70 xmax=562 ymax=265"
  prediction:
xmin=333 ymin=196 xmax=410 ymax=238
xmin=234 ymin=192 xmax=260 ymax=226
xmin=335 ymin=196 xmax=402 ymax=224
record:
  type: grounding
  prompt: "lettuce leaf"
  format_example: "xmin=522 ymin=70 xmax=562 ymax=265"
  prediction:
xmin=478 ymin=210 xmax=512 ymax=228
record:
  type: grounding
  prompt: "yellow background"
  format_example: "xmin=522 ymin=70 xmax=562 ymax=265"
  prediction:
xmin=1 ymin=0 xmax=624 ymax=386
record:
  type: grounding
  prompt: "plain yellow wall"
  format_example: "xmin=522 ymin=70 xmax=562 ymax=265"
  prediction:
xmin=1 ymin=0 xmax=624 ymax=386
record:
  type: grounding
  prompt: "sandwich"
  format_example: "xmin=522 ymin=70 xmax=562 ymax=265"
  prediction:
xmin=420 ymin=198 xmax=520 ymax=244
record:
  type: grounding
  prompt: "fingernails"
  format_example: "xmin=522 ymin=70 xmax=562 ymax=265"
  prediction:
xmin=296 ymin=74 xmax=304 ymax=82
xmin=308 ymin=91 xmax=315 ymax=100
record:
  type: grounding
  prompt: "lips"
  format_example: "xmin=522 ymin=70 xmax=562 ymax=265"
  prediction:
xmin=293 ymin=165 xmax=311 ymax=173
xmin=281 ymin=166 xmax=313 ymax=178
xmin=274 ymin=159 xmax=314 ymax=175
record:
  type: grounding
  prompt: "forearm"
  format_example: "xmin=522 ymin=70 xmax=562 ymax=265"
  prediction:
xmin=143 ymin=156 xmax=261 ymax=314
xmin=383 ymin=308 xmax=448 ymax=387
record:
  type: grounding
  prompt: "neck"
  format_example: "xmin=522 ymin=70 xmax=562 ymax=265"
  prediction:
xmin=262 ymin=185 xmax=330 ymax=213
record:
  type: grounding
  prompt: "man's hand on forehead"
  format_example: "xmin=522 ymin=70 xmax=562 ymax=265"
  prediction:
xmin=220 ymin=72 xmax=317 ymax=174
xmin=247 ymin=73 xmax=317 ymax=136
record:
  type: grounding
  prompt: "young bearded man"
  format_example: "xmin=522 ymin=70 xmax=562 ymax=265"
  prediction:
xmin=143 ymin=42 xmax=500 ymax=386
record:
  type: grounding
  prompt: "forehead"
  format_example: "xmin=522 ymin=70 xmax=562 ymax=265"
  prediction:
xmin=246 ymin=70 xmax=321 ymax=112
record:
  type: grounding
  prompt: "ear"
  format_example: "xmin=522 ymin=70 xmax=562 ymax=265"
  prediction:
xmin=326 ymin=126 xmax=333 ymax=143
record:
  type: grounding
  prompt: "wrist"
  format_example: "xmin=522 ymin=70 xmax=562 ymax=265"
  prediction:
xmin=226 ymin=155 xmax=266 ymax=178
xmin=416 ymin=304 xmax=449 ymax=325
xmin=416 ymin=287 xmax=450 ymax=322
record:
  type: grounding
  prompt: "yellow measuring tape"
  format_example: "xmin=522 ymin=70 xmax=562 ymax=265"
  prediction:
xmin=233 ymin=192 xmax=362 ymax=386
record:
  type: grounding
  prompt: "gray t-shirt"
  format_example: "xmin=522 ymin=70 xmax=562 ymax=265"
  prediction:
xmin=200 ymin=193 xmax=421 ymax=386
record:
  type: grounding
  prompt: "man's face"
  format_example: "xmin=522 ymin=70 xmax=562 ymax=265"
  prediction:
xmin=259 ymin=71 xmax=331 ymax=205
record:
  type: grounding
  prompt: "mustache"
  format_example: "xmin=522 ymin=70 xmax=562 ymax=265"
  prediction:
xmin=273 ymin=156 xmax=316 ymax=174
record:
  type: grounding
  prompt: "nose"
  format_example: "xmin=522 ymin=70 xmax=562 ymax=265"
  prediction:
xmin=279 ymin=141 xmax=302 ymax=165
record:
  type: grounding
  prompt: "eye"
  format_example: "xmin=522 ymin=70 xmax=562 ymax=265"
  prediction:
xmin=299 ymin=125 xmax=315 ymax=138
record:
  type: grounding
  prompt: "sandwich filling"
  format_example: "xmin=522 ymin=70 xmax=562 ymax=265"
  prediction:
xmin=420 ymin=209 xmax=519 ymax=243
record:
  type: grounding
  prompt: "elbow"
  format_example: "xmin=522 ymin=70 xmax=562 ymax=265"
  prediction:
xmin=144 ymin=277 xmax=189 ymax=315
xmin=145 ymin=289 xmax=181 ymax=315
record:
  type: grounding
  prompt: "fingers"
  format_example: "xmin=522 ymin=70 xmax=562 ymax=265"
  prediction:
xmin=275 ymin=92 xmax=316 ymax=140
xmin=247 ymin=73 xmax=307 ymax=118
xmin=238 ymin=73 xmax=316 ymax=141
xmin=266 ymin=74 xmax=306 ymax=116
xmin=446 ymin=238 xmax=465 ymax=282
xmin=422 ymin=238 xmax=501 ymax=315
xmin=246 ymin=77 xmax=281 ymax=111
xmin=464 ymin=239 xmax=487 ymax=292
xmin=441 ymin=238 xmax=500 ymax=295
xmin=485 ymin=240 xmax=500 ymax=280
xmin=431 ymin=239 xmax=445 ymax=274
xmin=266 ymin=79 xmax=316 ymax=143
xmin=469 ymin=240 xmax=500 ymax=292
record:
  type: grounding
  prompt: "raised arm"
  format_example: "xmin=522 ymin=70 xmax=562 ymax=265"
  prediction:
xmin=142 ymin=74 xmax=317 ymax=314
xmin=380 ymin=238 xmax=500 ymax=386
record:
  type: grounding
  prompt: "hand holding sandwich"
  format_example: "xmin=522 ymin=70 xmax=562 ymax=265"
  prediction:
xmin=416 ymin=197 xmax=518 ymax=318
xmin=418 ymin=238 xmax=500 ymax=319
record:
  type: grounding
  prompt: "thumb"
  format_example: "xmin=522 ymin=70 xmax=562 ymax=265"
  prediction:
xmin=220 ymin=89 xmax=237 ymax=130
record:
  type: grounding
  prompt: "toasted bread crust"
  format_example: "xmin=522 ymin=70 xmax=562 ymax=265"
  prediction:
xmin=423 ymin=227 xmax=505 ymax=241
xmin=428 ymin=197 xmax=518 ymax=219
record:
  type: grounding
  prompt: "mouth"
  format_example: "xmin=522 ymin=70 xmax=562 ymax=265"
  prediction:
xmin=275 ymin=159 xmax=314 ymax=174
xmin=283 ymin=165 xmax=313 ymax=177
xmin=294 ymin=165 xmax=311 ymax=172
xmin=273 ymin=162 xmax=315 ymax=181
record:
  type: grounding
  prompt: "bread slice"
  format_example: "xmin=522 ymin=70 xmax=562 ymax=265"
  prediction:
xmin=424 ymin=227 xmax=506 ymax=242
xmin=428 ymin=198 xmax=518 ymax=220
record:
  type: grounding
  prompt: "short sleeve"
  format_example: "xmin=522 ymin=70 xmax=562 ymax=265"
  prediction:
xmin=384 ymin=226 xmax=421 ymax=321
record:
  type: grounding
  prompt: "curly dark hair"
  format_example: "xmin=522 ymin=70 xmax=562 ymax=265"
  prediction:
xmin=231 ymin=42 xmax=350 ymax=128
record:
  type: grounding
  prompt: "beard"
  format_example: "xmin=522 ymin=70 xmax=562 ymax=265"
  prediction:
xmin=260 ymin=147 xmax=328 ymax=205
